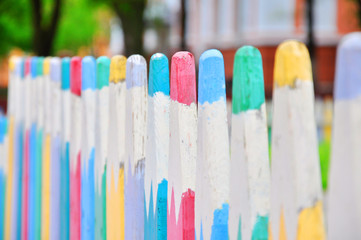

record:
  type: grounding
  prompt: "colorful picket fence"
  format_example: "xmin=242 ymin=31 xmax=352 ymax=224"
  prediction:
xmin=328 ymin=32 xmax=361 ymax=239
xmin=0 ymin=34 xmax=360 ymax=240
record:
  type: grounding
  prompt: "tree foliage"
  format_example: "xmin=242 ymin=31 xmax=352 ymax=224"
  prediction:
xmin=31 ymin=0 xmax=62 ymax=55
xmin=55 ymin=0 xmax=106 ymax=54
xmin=92 ymin=0 xmax=147 ymax=56
xmin=0 ymin=0 xmax=33 ymax=55
xmin=0 ymin=0 xmax=106 ymax=56
xmin=112 ymin=0 xmax=146 ymax=56
xmin=0 ymin=0 xmax=148 ymax=57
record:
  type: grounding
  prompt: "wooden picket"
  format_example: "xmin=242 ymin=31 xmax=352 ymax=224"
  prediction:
xmin=49 ymin=57 xmax=61 ymax=240
xmin=270 ymin=40 xmax=325 ymax=240
xmin=69 ymin=57 xmax=82 ymax=240
xmin=95 ymin=56 xmax=110 ymax=240
xmin=328 ymin=32 xmax=361 ymax=239
xmin=168 ymin=51 xmax=197 ymax=240
xmin=229 ymin=46 xmax=270 ymax=240
xmin=4 ymin=56 xmax=18 ymax=240
xmin=124 ymin=54 xmax=147 ymax=240
xmin=0 ymin=113 xmax=8 ymax=240
xmin=107 ymin=55 xmax=127 ymax=240
xmin=60 ymin=57 xmax=71 ymax=240
xmin=42 ymin=56 xmax=51 ymax=240
xmin=80 ymin=56 xmax=97 ymax=240
xmin=145 ymin=53 xmax=170 ymax=240
xmin=196 ymin=49 xmax=230 ymax=240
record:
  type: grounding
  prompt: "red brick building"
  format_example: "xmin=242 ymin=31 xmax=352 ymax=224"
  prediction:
xmin=185 ymin=0 xmax=361 ymax=97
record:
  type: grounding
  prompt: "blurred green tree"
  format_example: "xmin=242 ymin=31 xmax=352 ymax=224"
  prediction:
xmin=111 ymin=0 xmax=146 ymax=56
xmin=31 ymin=0 xmax=62 ymax=55
xmin=0 ymin=0 xmax=147 ymax=56
xmin=54 ymin=0 xmax=105 ymax=55
xmin=0 ymin=0 xmax=104 ymax=56
xmin=0 ymin=0 xmax=33 ymax=55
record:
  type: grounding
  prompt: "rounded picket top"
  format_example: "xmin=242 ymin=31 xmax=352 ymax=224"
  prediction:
xmin=17 ymin=58 xmax=24 ymax=78
xmin=96 ymin=56 xmax=110 ymax=89
xmin=110 ymin=55 xmax=127 ymax=84
xmin=149 ymin=53 xmax=169 ymax=97
xmin=81 ymin=56 xmax=96 ymax=91
xmin=62 ymin=57 xmax=71 ymax=90
xmin=0 ymin=115 xmax=7 ymax=144
xmin=126 ymin=54 xmax=147 ymax=89
xmin=44 ymin=57 xmax=52 ymax=76
xmin=170 ymin=51 xmax=196 ymax=105
xmin=70 ymin=57 xmax=82 ymax=96
xmin=232 ymin=46 xmax=265 ymax=114
xmin=50 ymin=57 xmax=61 ymax=83
xmin=334 ymin=32 xmax=361 ymax=100
xmin=274 ymin=40 xmax=312 ymax=88
xmin=25 ymin=57 xmax=31 ymax=77
xmin=10 ymin=57 xmax=22 ymax=78
xmin=198 ymin=49 xmax=226 ymax=105
xmin=30 ymin=57 xmax=38 ymax=78
xmin=271 ymin=40 xmax=325 ymax=240
xmin=38 ymin=57 xmax=45 ymax=76
xmin=9 ymin=56 xmax=16 ymax=73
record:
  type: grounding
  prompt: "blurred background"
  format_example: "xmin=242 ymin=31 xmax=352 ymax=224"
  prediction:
xmin=0 ymin=0 xmax=360 ymax=190
xmin=0 ymin=0 xmax=360 ymax=96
